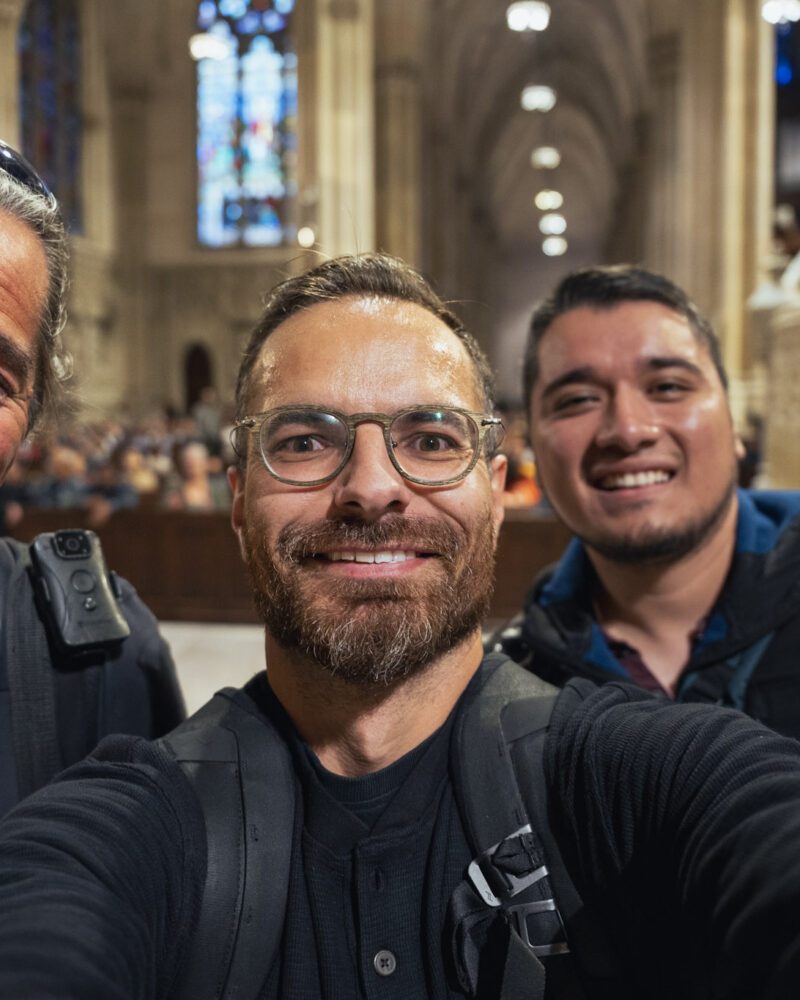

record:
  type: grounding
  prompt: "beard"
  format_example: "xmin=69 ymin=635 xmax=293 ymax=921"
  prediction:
xmin=241 ymin=512 xmax=496 ymax=687
xmin=579 ymin=471 xmax=737 ymax=565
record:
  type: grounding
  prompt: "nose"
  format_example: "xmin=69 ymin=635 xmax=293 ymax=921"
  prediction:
xmin=330 ymin=422 xmax=412 ymax=518
xmin=594 ymin=385 xmax=660 ymax=452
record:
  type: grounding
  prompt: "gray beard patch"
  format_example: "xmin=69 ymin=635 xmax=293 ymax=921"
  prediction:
xmin=241 ymin=514 xmax=496 ymax=686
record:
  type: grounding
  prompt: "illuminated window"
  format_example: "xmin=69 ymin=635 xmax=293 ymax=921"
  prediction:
xmin=194 ymin=0 xmax=297 ymax=247
xmin=18 ymin=0 xmax=82 ymax=233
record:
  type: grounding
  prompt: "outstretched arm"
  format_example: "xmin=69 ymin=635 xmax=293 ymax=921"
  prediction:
xmin=546 ymin=680 xmax=800 ymax=999
xmin=0 ymin=736 xmax=205 ymax=1000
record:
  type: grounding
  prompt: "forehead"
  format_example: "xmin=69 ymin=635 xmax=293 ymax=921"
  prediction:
xmin=248 ymin=295 xmax=484 ymax=412
xmin=535 ymin=301 xmax=718 ymax=386
xmin=0 ymin=207 xmax=48 ymax=343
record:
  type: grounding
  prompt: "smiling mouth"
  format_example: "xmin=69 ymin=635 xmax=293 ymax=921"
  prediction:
xmin=313 ymin=550 xmax=433 ymax=564
xmin=595 ymin=470 xmax=673 ymax=491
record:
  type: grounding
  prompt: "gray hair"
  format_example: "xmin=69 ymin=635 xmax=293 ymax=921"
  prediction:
xmin=0 ymin=171 xmax=72 ymax=431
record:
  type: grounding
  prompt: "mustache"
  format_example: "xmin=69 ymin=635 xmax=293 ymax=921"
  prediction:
xmin=275 ymin=516 xmax=463 ymax=563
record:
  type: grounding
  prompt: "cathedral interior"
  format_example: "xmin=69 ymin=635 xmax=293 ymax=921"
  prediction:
xmin=1 ymin=1 xmax=800 ymax=688
xmin=1 ymin=0 xmax=796 ymax=451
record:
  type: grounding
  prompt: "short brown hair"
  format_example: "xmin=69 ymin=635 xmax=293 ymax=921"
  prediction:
xmin=233 ymin=253 xmax=497 ymax=461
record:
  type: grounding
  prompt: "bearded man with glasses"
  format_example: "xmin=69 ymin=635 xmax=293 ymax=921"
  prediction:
xmin=4 ymin=253 xmax=800 ymax=999
xmin=0 ymin=141 xmax=184 ymax=814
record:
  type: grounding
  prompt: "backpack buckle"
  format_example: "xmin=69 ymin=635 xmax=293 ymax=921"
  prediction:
xmin=468 ymin=824 xmax=570 ymax=957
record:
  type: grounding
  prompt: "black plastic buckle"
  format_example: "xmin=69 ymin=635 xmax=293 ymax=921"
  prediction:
xmin=468 ymin=824 xmax=570 ymax=957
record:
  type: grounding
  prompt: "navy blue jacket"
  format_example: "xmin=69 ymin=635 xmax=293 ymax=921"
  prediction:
xmin=492 ymin=490 xmax=800 ymax=739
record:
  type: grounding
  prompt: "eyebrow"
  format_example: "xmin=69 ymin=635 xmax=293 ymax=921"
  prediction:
xmin=539 ymin=356 xmax=705 ymax=401
xmin=267 ymin=410 xmax=339 ymax=430
xmin=539 ymin=365 xmax=597 ymax=401
xmin=0 ymin=335 xmax=34 ymax=390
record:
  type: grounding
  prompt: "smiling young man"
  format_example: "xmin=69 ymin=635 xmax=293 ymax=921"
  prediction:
xmin=5 ymin=255 xmax=800 ymax=998
xmin=493 ymin=264 xmax=800 ymax=737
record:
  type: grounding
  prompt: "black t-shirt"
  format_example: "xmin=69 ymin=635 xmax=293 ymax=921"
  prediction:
xmin=251 ymin=671 xmax=470 ymax=998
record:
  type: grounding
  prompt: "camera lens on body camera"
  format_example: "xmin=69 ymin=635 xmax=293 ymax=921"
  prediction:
xmin=53 ymin=531 xmax=91 ymax=559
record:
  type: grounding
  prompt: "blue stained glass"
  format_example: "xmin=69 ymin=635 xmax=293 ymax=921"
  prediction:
xmin=274 ymin=0 xmax=294 ymax=13
xmin=196 ymin=0 xmax=297 ymax=247
xmin=778 ymin=56 xmax=793 ymax=86
xmin=198 ymin=1 xmax=217 ymax=26
xmin=262 ymin=11 xmax=286 ymax=33
xmin=219 ymin=0 xmax=247 ymax=17
xmin=238 ymin=11 xmax=261 ymax=33
xmin=18 ymin=0 xmax=82 ymax=234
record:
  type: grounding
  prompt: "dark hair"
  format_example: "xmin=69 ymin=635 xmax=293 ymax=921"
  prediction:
xmin=523 ymin=264 xmax=728 ymax=406
xmin=0 ymin=172 xmax=72 ymax=432
xmin=234 ymin=253 xmax=497 ymax=460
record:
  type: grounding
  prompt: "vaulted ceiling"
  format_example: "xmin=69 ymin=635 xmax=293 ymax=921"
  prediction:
xmin=425 ymin=0 xmax=651 ymax=258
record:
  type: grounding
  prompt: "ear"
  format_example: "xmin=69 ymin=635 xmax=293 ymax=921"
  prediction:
xmin=489 ymin=454 xmax=507 ymax=543
xmin=227 ymin=464 xmax=248 ymax=561
xmin=734 ymin=434 xmax=747 ymax=462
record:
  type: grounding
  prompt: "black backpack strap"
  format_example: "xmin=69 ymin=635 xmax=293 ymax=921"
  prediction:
xmin=451 ymin=657 xmax=580 ymax=999
xmin=160 ymin=688 xmax=295 ymax=1000
xmin=4 ymin=540 xmax=65 ymax=799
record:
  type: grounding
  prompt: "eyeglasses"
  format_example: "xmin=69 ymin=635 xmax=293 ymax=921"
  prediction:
xmin=0 ymin=140 xmax=58 ymax=209
xmin=233 ymin=404 xmax=505 ymax=487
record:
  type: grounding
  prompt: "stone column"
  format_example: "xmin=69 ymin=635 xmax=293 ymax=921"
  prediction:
xmin=373 ymin=0 xmax=425 ymax=267
xmin=110 ymin=86 xmax=156 ymax=414
xmin=79 ymin=0 xmax=114 ymax=251
xmin=315 ymin=0 xmax=375 ymax=256
xmin=677 ymin=0 xmax=773 ymax=425
xmin=758 ymin=304 xmax=800 ymax=487
xmin=0 ymin=0 xmax=26 ymax=145
xmin=642 ymin=31 xmax=683 ymax=283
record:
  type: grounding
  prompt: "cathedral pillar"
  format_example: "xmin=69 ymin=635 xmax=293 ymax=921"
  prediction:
xmin=373 ymin=0 xmax=425 ymax=267
xmin=108 ymin=86 xmax=155 ymax=414
xmin=315 ymin=0 xmax=375 ymax=256
xmin=642 ymin=31 xmax=683 ymax=283
xmin=0 ymin=0 xmax=26 ymax=145
xmin=676 ymin=0 xmax=772 ymax=424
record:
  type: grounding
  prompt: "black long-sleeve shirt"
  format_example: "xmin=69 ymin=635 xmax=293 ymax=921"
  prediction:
xmin=1 ymin=661 xmax=800 ymax=998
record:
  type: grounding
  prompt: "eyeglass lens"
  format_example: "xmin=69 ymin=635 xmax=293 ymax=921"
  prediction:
xmin=258 ymin=407 xmax=480 ymax=484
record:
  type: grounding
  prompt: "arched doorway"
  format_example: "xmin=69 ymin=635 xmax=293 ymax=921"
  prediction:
xmin=184 ymin=343 xmax=214 ymax=413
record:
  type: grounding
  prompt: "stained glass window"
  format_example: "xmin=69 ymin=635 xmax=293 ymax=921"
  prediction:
xmin=18 ymin=0 xmax=82 ymax=234
xmin=195 ymin=0 xmax=297 ymax=247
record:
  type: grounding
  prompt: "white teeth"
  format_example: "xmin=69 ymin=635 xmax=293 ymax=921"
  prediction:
xmin=325 ymin=550 xmax=416 ymax=563
xmin=599 ymin=470 xmax=671 ymax=490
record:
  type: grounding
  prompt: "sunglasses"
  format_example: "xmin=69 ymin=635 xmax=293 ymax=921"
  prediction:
xmin=0 ymin=140 xmax=58 ymax=209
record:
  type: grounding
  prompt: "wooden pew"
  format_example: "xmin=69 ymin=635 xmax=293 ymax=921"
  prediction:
xmin=10 ymin=507 xmax=572 ymax=624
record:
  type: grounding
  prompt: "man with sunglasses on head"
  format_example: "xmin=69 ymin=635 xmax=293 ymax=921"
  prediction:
xmin=3 ymin=253 xmax=800 ymax=999
xmin=0 ymin=140 xmax=184 ymax=815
